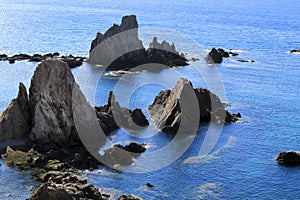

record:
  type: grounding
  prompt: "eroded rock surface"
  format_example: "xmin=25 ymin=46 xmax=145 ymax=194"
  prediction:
xmin=28 ymin=172 xmax=108 ymax=200
xmin=88 ymin=15 xmax=188 ymax=69
xmin=95 ymin=91 xmax=149 ymax=134
xmin=0 ymin=83 xmax=31 ymax=141
xmin=29 ymin=59 xmax=82 ymax=144
xmin=149 ymin=78 xmax=240 ymax=133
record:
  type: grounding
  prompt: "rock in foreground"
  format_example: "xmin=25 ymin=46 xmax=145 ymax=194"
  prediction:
xmin=149 ymin=78 xmax=240 ymax=134
xmin=276 ymin=151 xmax=300 ymax=166
xmin=28 ymin=172 xmax=108 ymax=200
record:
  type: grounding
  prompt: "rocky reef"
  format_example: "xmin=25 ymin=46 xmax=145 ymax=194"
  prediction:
xmin=276 ymin=151 xmax=300 ymax=166
xmin=0 ymin=53 xmax=85 ymax=68
xmin=149 ymin=78 xmax=241 ymax=134
xmin=88 ymin=15 xmax=188 ymax=70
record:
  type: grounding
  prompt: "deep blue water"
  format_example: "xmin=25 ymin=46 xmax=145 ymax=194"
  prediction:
xmin=1 ymin=0 xmax=300 ymax=199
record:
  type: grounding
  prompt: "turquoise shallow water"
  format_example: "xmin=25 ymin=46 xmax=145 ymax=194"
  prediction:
xmin=0 ymin=0 xmax=300 ymax=199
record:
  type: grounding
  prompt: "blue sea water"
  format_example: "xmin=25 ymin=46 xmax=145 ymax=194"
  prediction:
xmin=1 ymin=0 xmax=300 ymax=199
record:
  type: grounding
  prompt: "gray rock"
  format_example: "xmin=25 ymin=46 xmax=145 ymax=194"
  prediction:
xmin=0 ymin=83 xmax=31 ymax=141
xmin=88 ymin=15 xmax=188 ymax=70
xmin=28 ymin=59 xmax=89 ymax=144
xmin=28 ymin=172 xmax=106 ymax=200
xmin=149 ymin=78 xmax=240 ymax=134
xmin=118 ymin=194 xmax=141 ymax=200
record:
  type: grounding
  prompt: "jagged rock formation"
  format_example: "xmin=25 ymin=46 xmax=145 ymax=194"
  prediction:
xmin=88 ymin=15 xmax=188 ymax=70
xmin=149 ymin=37 xmax=177 ymax=53
xmin=149 ymin=78 xmax=241 ymax=134
xmin=90 ymin=15 xmax=140 ymax=53
xmin=0 ymin=83 xmax=31 ymax=141
xmin=29 ymin=59 xmax=83 ymax=144
xmin=276 ymin=151 xmax=300 ymax=166
xmin=95 ymin=91 xmax=149 ymax=134
xmin=88 ymin=15 xmax=145 ymax=68
xmin=0 ymin=59 xmax=104 ymax=145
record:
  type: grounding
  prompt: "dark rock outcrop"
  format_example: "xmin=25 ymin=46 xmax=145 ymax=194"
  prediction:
xmin=205 ymin=48 xmax=223 ymax=64
xmin=237 ymin=59 xmax=255 ymax=63
xmin=276 ymin=151 xmax=300 ymax=166
xmin=205 ymin=48 xmax=240 ymax=64
xmin=0 ymin=53 xmax=85 ymax=68
xmin=289 ymin=49 xmax=300 ymax=54
xmin=0 ymin=54 xmax=8 ymax=60
xmin=102 ymin=142 xmax=146 ymax=166
xmin=149 ymin=78 xmax=240 ymax=134
xmin=28 ymin=172 xmax=108 ymax=200
xmin=0 ymin=83 xmax=31 ymax=141
xmin=95 ymin=91 xmax=149 ymax=134
xmin=88 ymin=15 xmax=188 ymax=70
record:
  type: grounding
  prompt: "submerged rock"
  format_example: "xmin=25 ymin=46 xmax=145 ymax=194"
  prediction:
xmin=149 ymin=78 xmax=240 ymax=134
xmin=0 ymin=83 xmax=31 ymax=141
xmin=276 ymin=151 xmax=300 ymax=166
xmin=88 ymin=15 xmax=188 ymax=70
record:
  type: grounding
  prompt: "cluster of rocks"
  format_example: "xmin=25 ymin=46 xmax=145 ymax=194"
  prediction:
xmin=95 ymin=91 xmax=149 ymax=135
xmin=149 ymin=78 xmax=241 ymax=134
xmin=28 ymin=172 xmax=108 ymax=200
xmin=205 ymin=48 xmax=255 ymax=64
xmin=276 ymin=151 xmax=300 ymax=166
xmin=88 ymin=15 xmax=188 ymax=70
xmin=0 ymin=59 xmax=147 ymax=199
xmin=205 ymin=48 xmax=238 ymax=64
xmin=0 ymin=53 xmax=85 ymax=68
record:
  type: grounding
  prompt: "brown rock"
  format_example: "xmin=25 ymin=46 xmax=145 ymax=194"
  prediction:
xmin=0 ymin=83 xmax=31 ymax=141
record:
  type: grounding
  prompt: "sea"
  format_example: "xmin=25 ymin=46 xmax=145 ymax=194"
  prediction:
xmin=0 ymin=0 xmax=300 ymax=199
